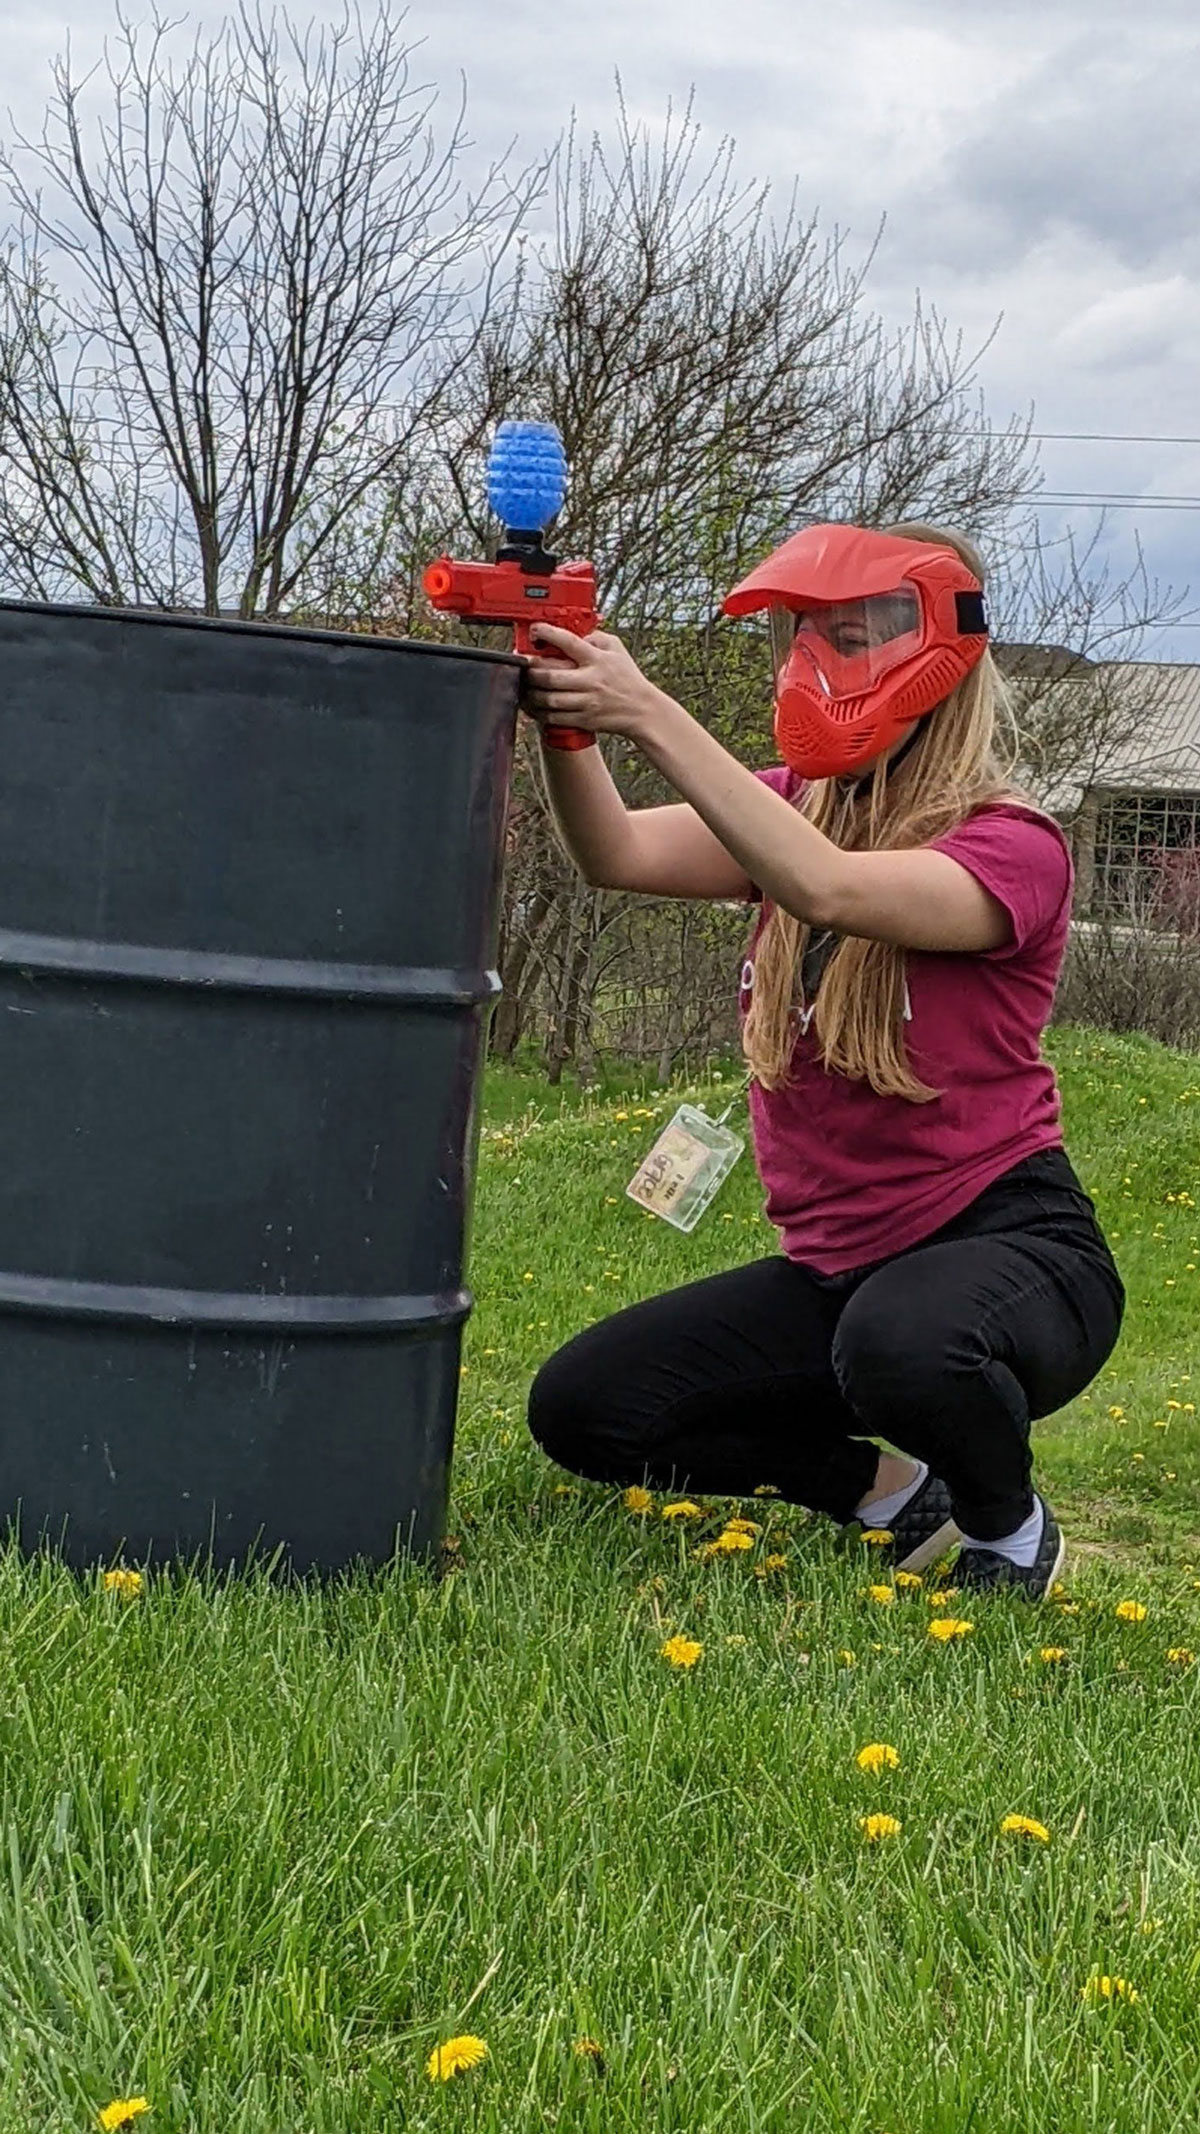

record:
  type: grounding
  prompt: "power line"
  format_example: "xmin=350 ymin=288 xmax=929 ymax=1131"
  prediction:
xmin=1036 ymin=495 xmax=1200 ymax=512
xmin=1039 ymin=490 xmax=1200 ymax=505
xmin=992 ymin=429 xmax=1200 ymax=447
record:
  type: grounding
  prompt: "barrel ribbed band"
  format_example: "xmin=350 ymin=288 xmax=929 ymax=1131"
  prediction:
xmin=0 ymin=1271 xmax=473 ymax=1333
xmin=0 ymin=929 xmax=500 ymax=1006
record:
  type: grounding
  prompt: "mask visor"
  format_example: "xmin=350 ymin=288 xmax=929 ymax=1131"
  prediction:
xmin=770 ymin=583 xmax=924 ymax=699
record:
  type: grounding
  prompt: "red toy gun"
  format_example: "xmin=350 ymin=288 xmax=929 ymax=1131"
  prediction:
xmin=422 ymin=420 xmax=599 ymax=750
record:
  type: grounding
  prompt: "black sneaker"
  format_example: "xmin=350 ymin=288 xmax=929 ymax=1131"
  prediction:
xmin=842 ymin=1470 xmax=961 ymax=1574
xmin=953 ymin=1497 xmax=1065 ymax=1602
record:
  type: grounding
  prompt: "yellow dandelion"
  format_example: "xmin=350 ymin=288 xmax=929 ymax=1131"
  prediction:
xmin=427 ymin=2035 xmax=489 ymax=2081
xmin=894 ymin=1570 xmax=924 ymax=1591
xmin=696 ymin=1529 xmax=754 ymax=1560
xmin=98 ymin=2104 xmax=150 ymax=2132
xmin=661 ymin=1634 xmax=703 ymax=1669
xmin=927 ymin=1588 xmax=960 ymax=1607
xmin=860 ymin=1528 xmax=894 ymax=1548
xmin=623 ymin=1486 xmax=654 ymax=1514
xmin=661 ymin=1500 xmax=702 ymax=1520
xmin=868 ymin=1584 xmax=895 ymax=1606
xmin=724 ymin=1633 xmax=748 ymax=1647
xmin=1115 ymin=1599 xmax=1148 ymax=1623
xmin=102 ymin=1569 xmax=144 ymax=1599
xmin=763 ymin=1553 xmax=788 ymax=1572
xmin=1038 ymin=1647 xmax=1068 ymax=1664
xmin=1000 ymin=1814 xmax=1051 ymax=1843
xmin=573 ymin=2037 xmax=606 ymax=2070
xmin=1167 ymin=1646 xmax=1195 ymax=1665
xmin=928 ymin=1617 xmax=974 ymax=1642
xmin=1082 ymin=1975 xmax=1139 ymax=2005
xmin=724 ymin=1517 xmax=762 ymax=1536
xmin=1108 ymin=1404 xmax=1125 ymax=1419
xmin=855 ymin=1742 xmax=900 ymax=1774
xmin=753 ymin=1483 xmax=782 ymax=1496
xmin=837 ymin=1649 xmax=857 ymax=1667
xmin=860 ymin=1812 xmax=902 ymax=1842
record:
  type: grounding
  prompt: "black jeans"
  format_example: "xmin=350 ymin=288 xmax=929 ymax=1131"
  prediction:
xmin=527 ymin=1149 xmax=1125 ymax=1540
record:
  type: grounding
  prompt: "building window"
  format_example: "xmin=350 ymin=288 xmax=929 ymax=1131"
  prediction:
xmin=1091 ymin=789 xmax=1200 ymax=921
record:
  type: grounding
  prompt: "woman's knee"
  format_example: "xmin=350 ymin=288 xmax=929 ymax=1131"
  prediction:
xmin=831 ymin=1285 xmax=962 ymax=1428
xmin=527 ymin=1326 xmax=628 ymax=1478
xmin=527 ymin=1339 xmax=583 ymax=1463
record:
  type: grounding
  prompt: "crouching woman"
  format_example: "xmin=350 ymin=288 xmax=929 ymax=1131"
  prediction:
xmin=522 ymin=522 xmax=1123 ymax=1599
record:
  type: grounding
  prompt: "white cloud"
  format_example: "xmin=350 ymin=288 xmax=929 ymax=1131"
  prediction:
xmin=1052 ymin=277 xmax=1200 ymax=373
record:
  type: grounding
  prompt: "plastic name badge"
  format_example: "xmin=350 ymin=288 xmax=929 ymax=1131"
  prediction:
xmin=626 ymin=1103 xmax=744 ymax=1232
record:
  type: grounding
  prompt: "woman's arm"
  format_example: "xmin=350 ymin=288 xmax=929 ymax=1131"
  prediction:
xmin=526 ymin=626 xmax=1011 ymax=954
xmin=539 ymin=742 xmax=753 ymax=899
xmin=638 ymin=695 xmax=1009 ymax=950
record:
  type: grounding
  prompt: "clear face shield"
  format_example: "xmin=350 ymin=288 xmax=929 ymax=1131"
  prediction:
xmin=769 ymin=584 xmax=925 ymax=701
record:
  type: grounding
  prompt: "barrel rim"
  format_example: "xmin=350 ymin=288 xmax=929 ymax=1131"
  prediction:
xmin=0 ymin=597 xmax=522 ymax=666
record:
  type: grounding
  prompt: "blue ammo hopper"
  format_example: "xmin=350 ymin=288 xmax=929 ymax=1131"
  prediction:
xmin=0 ymin=600 xmax=520 ymax=1572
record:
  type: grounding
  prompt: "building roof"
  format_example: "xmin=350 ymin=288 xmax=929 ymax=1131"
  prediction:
xmin=1090 ymin=662 xmax=1200 ymax=792
xmin=995 ymin=642 xmax=1097 ymax=679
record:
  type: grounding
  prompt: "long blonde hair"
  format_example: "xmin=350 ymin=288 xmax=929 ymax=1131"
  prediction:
xmin=741 ymin=522 xmax=1023 ymax=1103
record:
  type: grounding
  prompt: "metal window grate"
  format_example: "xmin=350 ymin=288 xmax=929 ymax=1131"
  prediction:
xmin=1092 ymin=789 xmax=1200 ymax=918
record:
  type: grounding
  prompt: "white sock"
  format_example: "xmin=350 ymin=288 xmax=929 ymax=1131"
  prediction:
xmin=959 ymin=1499 xmax=1044 ymax=1568
xmin=854 ymin=1459 xmax=928 ymax=1528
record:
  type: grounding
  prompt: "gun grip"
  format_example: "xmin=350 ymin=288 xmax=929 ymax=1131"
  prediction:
xmin=542 ymin=725 xmax=597 ymax=751
xmin=520 ymin=623 xmax=596 ymax=749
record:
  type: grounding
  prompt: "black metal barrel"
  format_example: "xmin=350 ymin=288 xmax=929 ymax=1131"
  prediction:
xmin=0 ymin=601 xmax=520 ymax=1571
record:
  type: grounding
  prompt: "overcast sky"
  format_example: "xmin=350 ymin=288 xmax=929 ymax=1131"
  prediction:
xmin=2 ymin=0 xmax=1198 ymax=654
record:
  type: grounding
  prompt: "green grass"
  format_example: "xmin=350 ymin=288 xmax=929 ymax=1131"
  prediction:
xmin=3 ymin=1030 xmax=1200 ymax=2132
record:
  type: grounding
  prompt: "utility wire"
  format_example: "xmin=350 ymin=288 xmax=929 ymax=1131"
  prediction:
xmin=1035 ymin=496 xmax=1200 ymax=512
xmin=1039 ymin=491 xmax=1200 ymax=505
xmin=988 ymin=429 xmax=1200 ymax=447
xmin=1029 ymin=497 xmax=1200 ymax=510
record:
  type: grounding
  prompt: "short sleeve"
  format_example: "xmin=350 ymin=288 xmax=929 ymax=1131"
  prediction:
xmin=744 ymin=764 xmax=806 ymax=903
xmin=755 ymin=764 xmax=799 ymax=800
xmin=930 ymin=804 xmax=1073 ymax=958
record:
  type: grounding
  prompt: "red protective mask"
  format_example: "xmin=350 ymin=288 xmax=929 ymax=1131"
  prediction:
xmin=723 ymin=524 xmax=989 ymax=781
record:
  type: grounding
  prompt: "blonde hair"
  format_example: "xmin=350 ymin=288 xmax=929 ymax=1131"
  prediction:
xmin=741 ymin=522 xmax=1024 ymax=1103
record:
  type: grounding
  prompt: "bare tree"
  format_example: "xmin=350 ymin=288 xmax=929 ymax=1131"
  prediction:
xmin=0 ymin=6 xmax=537 ymax=615
xmin=433 ymin=94 xmax=1036 ymax=647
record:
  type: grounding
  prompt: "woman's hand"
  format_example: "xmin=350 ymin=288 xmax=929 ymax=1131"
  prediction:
xmin=522 ymin=624 xmax=669 ymax=743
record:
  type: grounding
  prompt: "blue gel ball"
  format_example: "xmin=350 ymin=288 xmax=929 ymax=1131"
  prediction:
xmin=487 ymin=420 xmax=567 ymax=531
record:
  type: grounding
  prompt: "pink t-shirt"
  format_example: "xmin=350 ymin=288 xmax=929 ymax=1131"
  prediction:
xmin=742 ymin=769 xmax=1074 ymax=1274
